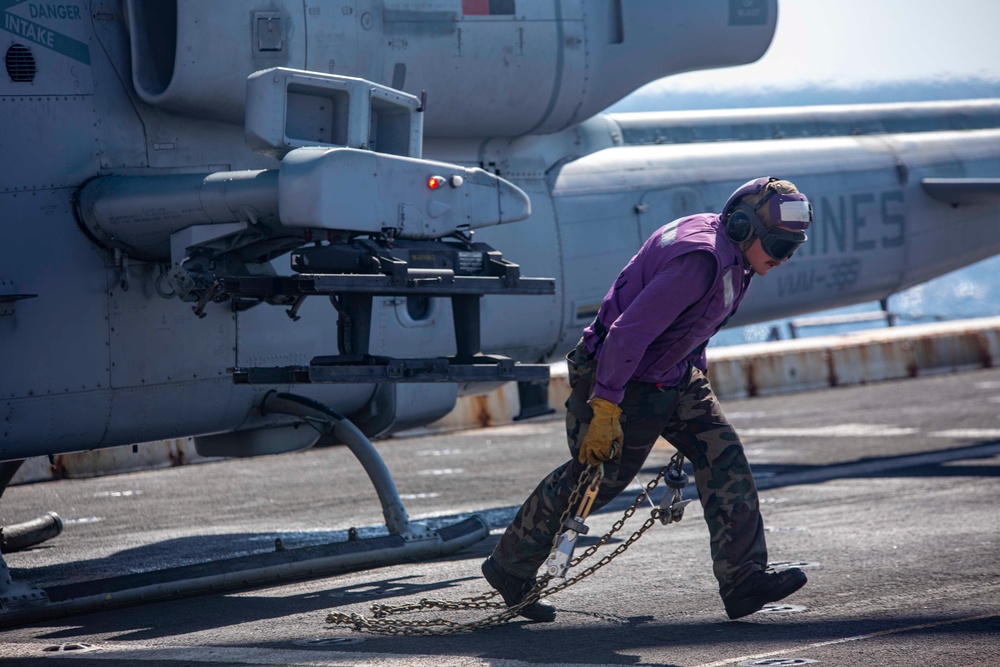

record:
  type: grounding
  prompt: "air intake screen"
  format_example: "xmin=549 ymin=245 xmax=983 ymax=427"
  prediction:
xmin=5 ymin=44 xmax=36 ymax=82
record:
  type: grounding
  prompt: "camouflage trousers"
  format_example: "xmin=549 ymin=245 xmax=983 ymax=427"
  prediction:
xmin=491 ymin=339 xmax=768 ymax=597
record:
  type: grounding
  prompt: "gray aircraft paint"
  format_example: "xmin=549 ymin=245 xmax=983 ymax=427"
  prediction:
xmin=1 ymin=0 xmax=998 ymax=465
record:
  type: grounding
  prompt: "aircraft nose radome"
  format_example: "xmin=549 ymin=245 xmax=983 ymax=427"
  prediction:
xmin=496 ymin=177 xmax=531 ymax=224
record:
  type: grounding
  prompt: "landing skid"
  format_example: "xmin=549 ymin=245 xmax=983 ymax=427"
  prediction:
xmin=0 ymin=396 xmax=489 ymax=628
xmin=0 ymin=516 xmax=487 ymax=628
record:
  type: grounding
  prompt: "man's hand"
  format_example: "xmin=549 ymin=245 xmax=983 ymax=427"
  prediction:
xmin=578 ymin=397 xmax=623 ymax=466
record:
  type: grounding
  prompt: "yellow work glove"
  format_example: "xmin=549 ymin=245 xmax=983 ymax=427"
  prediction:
xmin=578 ymin=397 xmax=623 ymax=466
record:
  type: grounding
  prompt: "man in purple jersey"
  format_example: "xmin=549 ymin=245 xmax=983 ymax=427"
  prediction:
xmin=483 ymin=177 xmax=814 ymax=622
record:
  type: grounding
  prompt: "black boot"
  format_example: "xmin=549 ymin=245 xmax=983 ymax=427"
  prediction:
xmin=481 ymin=557 xmax=557 ymax=622
xmin=723 ymin=568 xmax=808 ymax=619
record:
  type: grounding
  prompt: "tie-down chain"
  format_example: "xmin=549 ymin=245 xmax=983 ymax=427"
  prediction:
xmin=325 ymin=452 xmax=691 ymax=635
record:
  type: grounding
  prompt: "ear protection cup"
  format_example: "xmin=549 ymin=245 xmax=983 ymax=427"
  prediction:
xmin=720 ymin=176 xmax=774 ymax=231
xmin=726 ymin=202 xmax=758 ymax=243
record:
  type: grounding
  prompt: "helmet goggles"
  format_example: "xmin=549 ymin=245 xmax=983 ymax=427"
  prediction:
xmin=753 ymin=223 xmax=808 ymax=261
xmin=753 ymin=191 xmax=813 ymax=261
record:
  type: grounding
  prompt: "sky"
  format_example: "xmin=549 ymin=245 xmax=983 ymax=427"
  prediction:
xmin=612 ymin=0 xmax=1000 ymax=111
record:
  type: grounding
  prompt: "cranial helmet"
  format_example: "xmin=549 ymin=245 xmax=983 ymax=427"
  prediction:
xmin=721 ymin=177 xmax=813 ymax=260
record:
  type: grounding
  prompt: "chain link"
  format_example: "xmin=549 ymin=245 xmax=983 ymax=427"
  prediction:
xmin=326 ymin=453 xmax=687 ymax=635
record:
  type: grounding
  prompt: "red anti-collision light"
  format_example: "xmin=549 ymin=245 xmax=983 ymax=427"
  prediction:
xmin=427 ymin=175 xmax=445 ymax=190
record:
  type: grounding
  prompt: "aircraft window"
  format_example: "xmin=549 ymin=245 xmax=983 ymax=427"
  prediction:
xmin=5 ymin=44 xmax=36 ymax=83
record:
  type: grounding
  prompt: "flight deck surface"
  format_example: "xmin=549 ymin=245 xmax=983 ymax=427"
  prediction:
xmin=1 ymin=368 xmax=998 ymax=666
